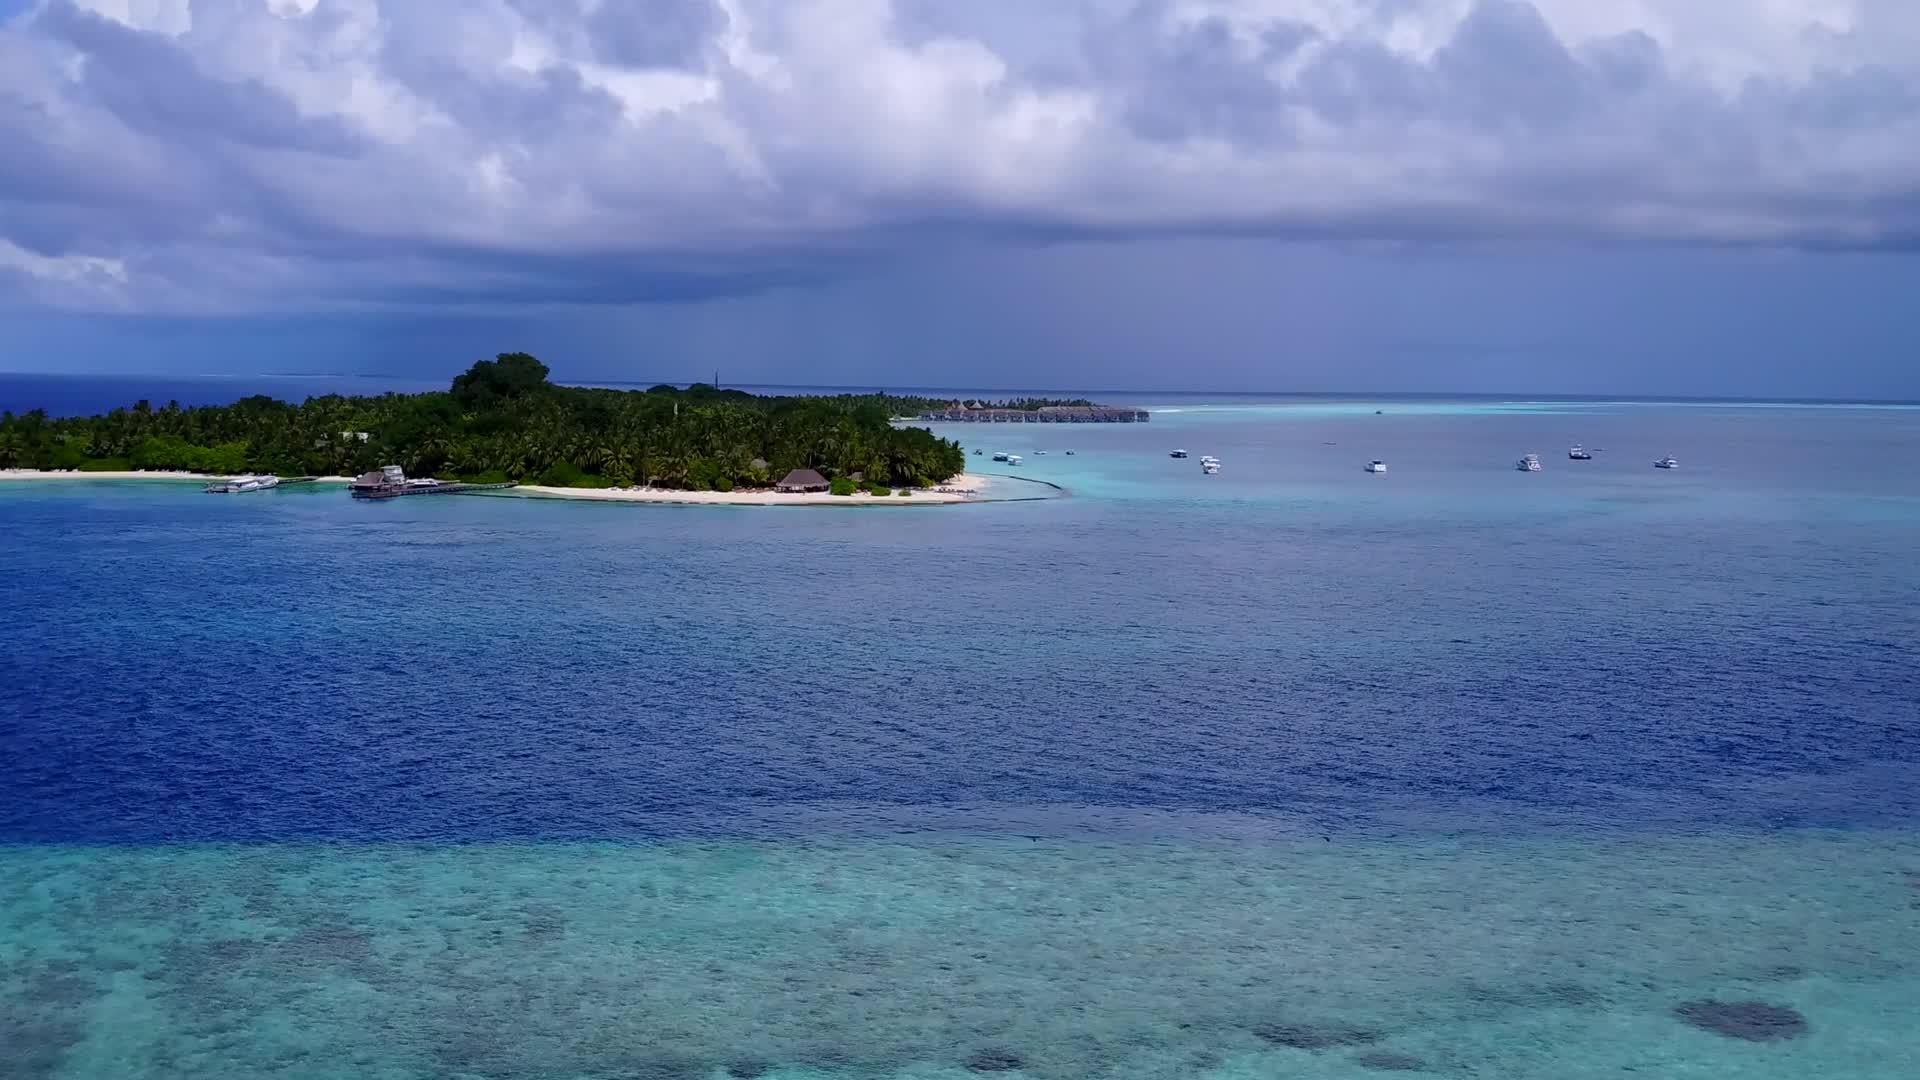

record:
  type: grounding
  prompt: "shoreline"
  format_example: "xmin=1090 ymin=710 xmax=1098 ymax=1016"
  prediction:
xmin=507 ymin=473 xmax=1036 ymax=506
xmin=0 ymin=469 xmax=1059 ymax=505
xmin=1 ymin=469 xmax=354 ymax=483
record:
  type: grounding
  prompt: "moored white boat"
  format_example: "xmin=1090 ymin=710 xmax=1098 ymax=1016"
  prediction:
xmin=204 ymin=474 xmax=280 ymax=493
xmin=1569 ymin=445 xmax=1592 ymax=460
xmin=1365 ymin=460 xmax=1387 ymax=473
xmin=1517 ymin=454 xmax=1542 ymax=472
xmin=1654 ymin=456 xmax=1679 ymax=469
xmin=1170 ymin=449 xmax=1189 ymax=458
xmin=1005 ymin=455 xmax=1023 ymax=466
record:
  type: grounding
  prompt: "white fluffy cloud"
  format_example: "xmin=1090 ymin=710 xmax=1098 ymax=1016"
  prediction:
xmin=2 ymin=0 xmax=1917 ymax=312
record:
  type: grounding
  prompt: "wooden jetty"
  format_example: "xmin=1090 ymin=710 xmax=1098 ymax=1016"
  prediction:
xmin=350 ymin=481 xmax=515 ymax=500
xmin=917 ymin=404 xmax=1150 ymax=423
xmin=349 ymin=465 xmax=515 ymax=499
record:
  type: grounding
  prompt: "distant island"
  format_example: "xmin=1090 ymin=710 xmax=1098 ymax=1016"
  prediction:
xmin=0 ymin=355 xmax=1095 ymax=492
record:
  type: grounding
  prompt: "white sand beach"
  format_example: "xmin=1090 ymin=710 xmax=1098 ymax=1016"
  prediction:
xmin=512 ymin=473 xmax=1025 ymax=506
xmin=0 ymin=470 xmax=353 ymax=483
xmin=2 ymin=469 xmax=221 ymax=481
xmin=1 ymin=469 xmax=1055 ymax=505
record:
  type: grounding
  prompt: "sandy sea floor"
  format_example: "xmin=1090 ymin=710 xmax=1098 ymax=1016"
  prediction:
xmin=3 ymin=830 xmax=1917 ymax=1080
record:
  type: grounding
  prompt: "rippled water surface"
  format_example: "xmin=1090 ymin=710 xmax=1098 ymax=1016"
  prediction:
xmin=4 ymin=398 xmax=1919 ymax=1078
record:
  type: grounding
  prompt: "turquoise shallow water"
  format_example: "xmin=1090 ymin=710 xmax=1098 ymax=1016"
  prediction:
xmin=4 ymin=832 xmax=1918 ymax=1078
xmin=5 ymin=396 xmax=1920 ymax=1078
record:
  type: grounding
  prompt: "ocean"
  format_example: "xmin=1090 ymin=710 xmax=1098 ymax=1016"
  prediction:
xmin=3 ymin=379 xmax=1919 ymax=1078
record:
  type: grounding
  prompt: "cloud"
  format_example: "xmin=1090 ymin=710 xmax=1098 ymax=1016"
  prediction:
xmin=0 ymin=0 xmax=1917 ymax=314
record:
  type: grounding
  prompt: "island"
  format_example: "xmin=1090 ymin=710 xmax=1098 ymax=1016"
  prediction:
xmin=0 ymin=354 xmax=1086 ymax=503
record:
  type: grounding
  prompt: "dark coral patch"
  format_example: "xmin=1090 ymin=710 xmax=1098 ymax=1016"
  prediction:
xmin=1673 ymin=1000 xmax=1809 ymax=1042
xmin=1540 ymin=981 xmax=1600 ymax=1006
xmin=27 ymin=972 xmax=98 ymax=1008
xmin=278 ymin=923 xmax=375 ymax=966
xmin=725 ymin=1060 xmax=772 ymax=1079
xmin=1356 ymin=1051 xmax=1427 ymax=1071
xmin=1252 ymin=1022 xmax=1384 ymax=1050
xmin=0 ymin=1006 xmax=85 ymax=1080
xmin=965 ymin=1047 xmax=1026 ymax=1072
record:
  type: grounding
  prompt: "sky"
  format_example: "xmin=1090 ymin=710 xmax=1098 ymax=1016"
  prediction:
xmin=1 ymin=0 xmax=1917 ymax=397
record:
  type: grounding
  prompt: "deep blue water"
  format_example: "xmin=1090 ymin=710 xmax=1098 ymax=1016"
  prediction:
xmin=5 ymin=399 xmax=1918 ymax=843
xmin=5 ymin=395 xmax=1920 ymax=1079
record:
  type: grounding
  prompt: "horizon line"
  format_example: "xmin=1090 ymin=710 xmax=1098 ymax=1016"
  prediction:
xmin=2 ymin=370 xmax=1917 ymax=408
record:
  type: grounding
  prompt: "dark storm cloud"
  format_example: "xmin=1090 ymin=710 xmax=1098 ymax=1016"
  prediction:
xmin=1083 ymin=1 xmax=1320 ymax=142
xmin=588 ymin=0 xmax=728 ymax=69
xmin=32 ymin=0 xmax=361 ymax=154
xmin=0 ymin=0 xmax=1918 ymax=315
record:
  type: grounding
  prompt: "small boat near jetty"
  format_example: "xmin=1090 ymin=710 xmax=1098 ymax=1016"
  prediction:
xmin=1569 ymin=446 xmax=1592 ymax=460
xmin=1517 ymin=454 xmax=1542 ymax=472
xmin=1654 ymin=456 xmax=1679 ymax=470
xmin=1365 ymin=460 xmax=1387 ymax=474
xmin=1170 ymin=449 xmax=1189 ymax=458
xmin=204 ymin=474 xmax=280 ymax=493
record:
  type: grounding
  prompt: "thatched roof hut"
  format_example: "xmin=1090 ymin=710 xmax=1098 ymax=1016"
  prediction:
xmin=775 ymin=468 xmax=829 ymax=493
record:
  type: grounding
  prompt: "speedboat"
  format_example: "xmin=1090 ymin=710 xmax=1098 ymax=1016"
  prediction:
xmin=1034 ymin=450 xmax=1047 ymax=456
xmin=991 ymin=451 xmax=1008 ymax=462
xmin=1201 ymin=460 xmax=1221 ymax=474
xmin=1569 ymin=446 xmax=1592 ymax=460
xmin=204 ymin=474 xmax=280 ymax=493
xmin=1517 ymin=454 xmax=1542 ymax=472
xmin=1654 ymin=456 xmax=1679 ymax=469
xmin=1005 ymin=455 xmax=1023 ymax=466
xmin=1170 ymin=449 xmax=1189 ymax=458
xmin=1065 ymin=450 xmax=1075 ymax=456
xmin=972 ymin=449 xmax=982 ymax=456
xmin=1365 ymin=460 xmax=1387 ymax=473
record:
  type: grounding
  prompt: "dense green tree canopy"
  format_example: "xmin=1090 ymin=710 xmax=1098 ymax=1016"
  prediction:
xmin=0 ymin=356 xmax=969 ymax=489
xmin=450 ymin=352 xmax=550 ymax=408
